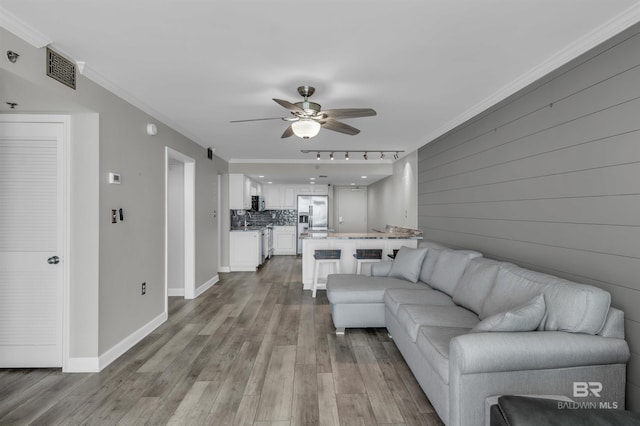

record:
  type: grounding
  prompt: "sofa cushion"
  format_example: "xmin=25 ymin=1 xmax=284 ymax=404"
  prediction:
xmin=371 ymin=261 xmax=392 ymax=277
xmin=384 ymin=288 xmax=455 ymax=316
xmin=388 ymin=246 xmax=428 ymax=283
xmin=396 ymin=304 xmax=479 ymax=342
xmin=452 ymin=258 xmax=502 ymax=315
xmin=471 ymin=294 xmax=546 ymax=333
xmin=416 ymin=326 xmax=470 ymax=385
xmin=480 ymin=266 xmax=546 ymax=320
xmin=326 ymin=274 xmax=425 ymax=304
xmin=418 ymin=248 xmax=442 ymax=284
xmin=429 ymin=249 xmax=482 ymax=296
xmin=482 ymin=265 xmax=611 ymax=334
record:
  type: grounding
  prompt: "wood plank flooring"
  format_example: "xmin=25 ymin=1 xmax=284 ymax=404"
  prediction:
xmin=0 ymin=256 xmax=443 ymax=425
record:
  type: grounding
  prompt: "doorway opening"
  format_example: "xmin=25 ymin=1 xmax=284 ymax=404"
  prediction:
xmin=165 ymin=147 xmax=196 ymax=308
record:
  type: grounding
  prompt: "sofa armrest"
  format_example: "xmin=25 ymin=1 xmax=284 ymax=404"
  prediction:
xmin=371 ymin=261 xmax=392 ymax=276
xmin=450 ymin=331 xmax=629 ymax=375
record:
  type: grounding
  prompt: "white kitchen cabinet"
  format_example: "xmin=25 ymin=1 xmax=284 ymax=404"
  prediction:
xmin=281 ymin=186 xmax=296 ymax=209
xmin=230 ymin=231 xmax=261 ymax=270
xmin=273 ymin=226 xmax=297 ymax=255
xmin=229 ymin=173 xmax=257 ymax=210
xmin=297 ymin=184 xmax=328 ymax=196
xmin=263 ymin=185 xmax=280 ymax=210
xmin=263 ymin=185 xmax=296 ymax=210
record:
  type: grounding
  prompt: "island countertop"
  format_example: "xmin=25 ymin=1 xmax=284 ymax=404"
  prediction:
xmin=300 ymin=231 xmax=422 ymax=240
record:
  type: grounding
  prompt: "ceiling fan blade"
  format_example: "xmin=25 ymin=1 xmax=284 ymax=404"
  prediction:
xmin=281 ymin=125 xmax=294 ymax=138
xmin=320 ymin=108 xmax=377 ymax=119
xmin=273 ymin=98 xmax=306 ymax=114
xmin=321 ymin=119 xmax=360 ymax=136
xmin=230 ymin=117 xmax=286 ymax=123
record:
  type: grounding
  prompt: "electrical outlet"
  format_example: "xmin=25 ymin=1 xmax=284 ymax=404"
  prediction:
xmin=141 ymin=282 xmax=146 ymax=295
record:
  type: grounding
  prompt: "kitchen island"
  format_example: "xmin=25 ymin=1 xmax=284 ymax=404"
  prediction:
xmin=300 ymin=227 xmax=422 ymax=291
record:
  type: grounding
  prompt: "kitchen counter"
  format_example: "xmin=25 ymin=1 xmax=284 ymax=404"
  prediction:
xmin=300 ymin=231 xmax=420 ymax=291
xmin=300 ymin=231 xmax=422 ymax=240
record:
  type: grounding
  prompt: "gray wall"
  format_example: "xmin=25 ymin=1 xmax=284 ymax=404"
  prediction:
xmin=1 ymin=27 xmax=228 ymax=359
xmin=417 ymin=23 xmax=640 ymax=409
xmin=368 ymin=151 xmax=418 ymax=230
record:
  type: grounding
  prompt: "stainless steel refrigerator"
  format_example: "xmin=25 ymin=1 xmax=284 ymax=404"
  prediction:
xmin=297 ymin=195 xmax=329 ymax=253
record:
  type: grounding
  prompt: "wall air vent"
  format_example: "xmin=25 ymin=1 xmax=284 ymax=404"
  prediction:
xmin=46 ymin=47 xmax=76 ymax=90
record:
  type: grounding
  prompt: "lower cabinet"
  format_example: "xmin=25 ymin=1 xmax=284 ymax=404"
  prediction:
xmin=273 ymin=226 xmax=297 ymax=255
xmin=230 ymin=231 xmax=261 ymax=271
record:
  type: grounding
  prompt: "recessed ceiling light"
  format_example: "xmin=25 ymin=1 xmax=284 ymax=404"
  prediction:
xmin=350 ymin=183 xmax=356 ymax=185
xmin=267 ymin=181 xmax=273 ymax=184
xmin=310 ymin=181 xmax=315 ymax=185
xmin=310 ymin=177 xmax=315 ymax=180
xmin=361 ymin=176 xmax=367 ymax=179
xmin=259 ymin=175 xmax=265 ymax=178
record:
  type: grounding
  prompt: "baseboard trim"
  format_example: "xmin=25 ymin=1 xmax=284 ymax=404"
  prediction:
xmin=65 ymin=357 xmax=100 ymax=373
xmin=167 ymin=288 xmax=185 ymax=297
xmin=195 ymin=274 xmax=218 ymax=298
xmin=98 ymin=311 xmax=168 ymax=371
xmin=218 ymin=266 xmax=231 ymax=273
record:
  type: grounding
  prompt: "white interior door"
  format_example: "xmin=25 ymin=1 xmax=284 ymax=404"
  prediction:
xmin=334 ymin=186 xmax=368 ymax=233
xmin=0 ymin=117 xmax=65 ymax=367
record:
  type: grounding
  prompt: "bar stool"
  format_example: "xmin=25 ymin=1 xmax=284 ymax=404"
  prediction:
xmin=313 ymin=249 xmax=341 ymax=298
xmin=353 ymin=249 xmax=383 ymax=274
xmin=387 ymin=249 xmax=399 ymax=259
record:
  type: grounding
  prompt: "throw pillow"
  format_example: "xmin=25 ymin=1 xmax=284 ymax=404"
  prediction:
xmin=470 ymin=294 xmax=546 ymax=333
xmin=388 ymin=246 xmax=428 ymax=283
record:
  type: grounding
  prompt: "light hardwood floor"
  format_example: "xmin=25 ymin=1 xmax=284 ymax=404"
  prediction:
xmin=0 ymin=256 xmax=443 ymax=425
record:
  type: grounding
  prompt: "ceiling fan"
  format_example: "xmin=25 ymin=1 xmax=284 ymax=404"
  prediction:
xmin=230 ymin=85 xmax=376 ymax=139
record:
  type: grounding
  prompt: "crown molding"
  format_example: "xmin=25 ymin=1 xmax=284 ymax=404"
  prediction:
xmin=0 ymin=6 xmax=51 ymax=48
xmin=423 ymin=2 xmax=640 ymax=145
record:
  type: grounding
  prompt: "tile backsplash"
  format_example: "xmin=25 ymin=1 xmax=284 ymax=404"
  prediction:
xmin=230 ymin=209 xmax=297 ymax=228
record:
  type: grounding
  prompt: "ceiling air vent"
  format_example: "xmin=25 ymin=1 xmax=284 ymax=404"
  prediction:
xmin=46 ymin=47 xmax=76 ymax=90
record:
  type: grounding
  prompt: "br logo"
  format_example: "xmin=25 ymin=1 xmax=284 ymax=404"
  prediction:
xmin=573 ymin=382 xmax=602 ymax=398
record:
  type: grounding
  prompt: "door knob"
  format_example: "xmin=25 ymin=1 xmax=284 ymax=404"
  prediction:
xmin=47 ymin=256 xmax=60 ymax=265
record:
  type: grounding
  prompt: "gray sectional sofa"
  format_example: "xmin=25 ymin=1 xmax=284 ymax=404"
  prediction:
xmin=326 ymin=241 xmax=630 ymax=426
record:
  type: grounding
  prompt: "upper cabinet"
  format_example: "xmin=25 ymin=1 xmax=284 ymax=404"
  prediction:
xmin=230 ymin=174 xmax=261 ymax=210
xmin=231 ymin=177 xmax=329 ymax=210
xmin=264 ymin=185 xmax=296 ymax=209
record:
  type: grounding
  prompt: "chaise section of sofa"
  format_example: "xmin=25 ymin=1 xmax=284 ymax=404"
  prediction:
xmin=325 ymin=240 xmax=631 ymax=426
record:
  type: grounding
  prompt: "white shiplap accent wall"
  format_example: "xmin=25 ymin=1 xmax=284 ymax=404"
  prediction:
xmin=418 ymin=23 xmax=640 ymax=409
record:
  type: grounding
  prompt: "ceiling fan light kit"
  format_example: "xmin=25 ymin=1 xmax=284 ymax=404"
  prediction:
xmin=291 ymin=119 xmax=321 ymax=139
xmin=231 ymin=85 xmax=376 ymax=140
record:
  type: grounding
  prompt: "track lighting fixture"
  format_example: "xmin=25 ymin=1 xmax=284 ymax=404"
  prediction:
xmin=301 ymin=150 xmax=404 ymax=160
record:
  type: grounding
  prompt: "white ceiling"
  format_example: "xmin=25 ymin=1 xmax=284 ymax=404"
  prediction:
xmin=2 ymin=0 xmax=640 ymax=182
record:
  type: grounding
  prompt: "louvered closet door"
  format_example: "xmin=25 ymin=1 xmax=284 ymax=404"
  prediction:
xmin=0 ymin=118 xmax=64 ymax=367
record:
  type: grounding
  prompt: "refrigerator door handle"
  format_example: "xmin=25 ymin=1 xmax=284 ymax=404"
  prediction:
xmin=309 ymin=205 xmax=313 ymax=228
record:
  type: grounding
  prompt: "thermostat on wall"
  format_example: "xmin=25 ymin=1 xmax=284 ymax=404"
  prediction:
xmin=108 ymin=172 xmax=121 ymax=184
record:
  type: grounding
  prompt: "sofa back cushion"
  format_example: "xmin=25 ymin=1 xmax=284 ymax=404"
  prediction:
xmin=480 ymin=266 xmax=545 ymax=320
xmin=428 ymin=249 xmax=482 ymax=296
xmin=481 ymin=265 xmax=611 ymax=335
xmin=452 ymin=258 xmax=503 ymax=315
xmin=419 ymin=248 xmax=442 ymax=284
xmin=510 ymin=267 xmax=611 ymax=335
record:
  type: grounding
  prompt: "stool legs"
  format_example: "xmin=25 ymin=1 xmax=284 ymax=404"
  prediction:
xmin=312 ymin=259 xmax=340 ymax=298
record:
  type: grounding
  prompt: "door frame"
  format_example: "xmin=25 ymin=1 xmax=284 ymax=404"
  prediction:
xmin=0 ymin=114 xmax=70 ymax=369
xmin=164 ymin=147 xmax=196 ymax=307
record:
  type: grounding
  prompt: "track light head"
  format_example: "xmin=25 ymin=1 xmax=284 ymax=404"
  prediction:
xmin=345 ymin=152 xmax=349 ymax=160
xmin=330 ymin=152 xmax=334 ymax=160
xmin=316 ymin=152 xmax=321 ymax=160
xmin=363 ymin=152 xmax=368 ymax=160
